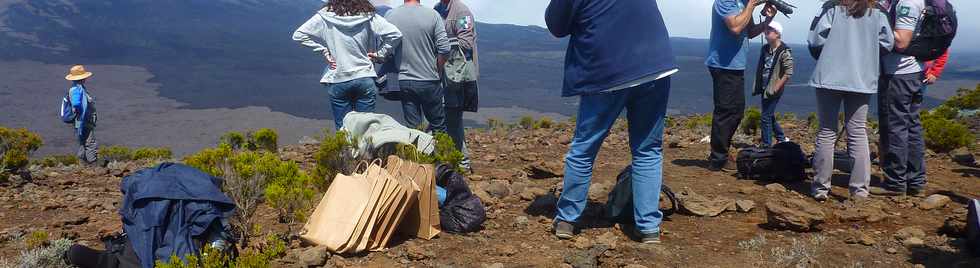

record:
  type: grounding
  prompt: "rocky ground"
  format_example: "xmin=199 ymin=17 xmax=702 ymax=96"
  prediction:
xmin=1 ymin=117 xmax=979 ymax=268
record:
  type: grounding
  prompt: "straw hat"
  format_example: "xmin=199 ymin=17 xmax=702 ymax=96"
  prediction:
xmin=65 ymin=65 xmax=93 ymax=81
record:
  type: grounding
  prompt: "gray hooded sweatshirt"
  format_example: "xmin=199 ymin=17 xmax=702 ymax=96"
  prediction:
xmin=293 ymin=9 xmax=402 ymax=84
xmin=808 ymin=4 xmax=894 ymax=94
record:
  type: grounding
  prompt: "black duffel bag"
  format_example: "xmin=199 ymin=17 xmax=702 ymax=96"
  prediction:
xmin=736 ymin=141 xmax=807 ymax=181
xmin=604 ymin=166 xmax=678 ymax=224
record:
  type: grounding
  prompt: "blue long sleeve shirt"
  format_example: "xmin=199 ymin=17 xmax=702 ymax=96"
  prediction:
xmin=68 ymin=83 xmax=90 ymax=132
xmin=545 ymin=0 xmax=677 ymax=97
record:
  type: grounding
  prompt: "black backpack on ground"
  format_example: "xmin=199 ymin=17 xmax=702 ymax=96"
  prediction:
xmin=604 ymin=166 xmax=678 ymax=224
xmin=736 ymin=142 xmax=807 ymax=181
xmin=889 ymin=0 xmax=957 ymax=61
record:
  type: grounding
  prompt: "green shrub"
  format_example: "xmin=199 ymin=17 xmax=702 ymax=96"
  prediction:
xmin=922 ymin=113 xmax=973 ymax=153
xmin=931 ymin=104 xmax=959 ymax=120
xmin=519 ymin=115 xmax=535 ymax=130
xmin=312 ymin=131 xmax=358 ymax=190
xmin=534 ymin=117 xmax=555 ymax=129
xmin=684 ymin=113 xmax=713 ymax=131
xmin=264 ymin=160 xmax=316 ymax=225
xmin=184 ymin=144 xmax=234 ymax=178
xmin=24 ymin=231 xmax=49 ymax=250
xmin=486 ymin=118 xmax=505 ymax=130
xmin=946 ymin=84 xmax=980 ymax=110
xmin=34 ymin=155 xmax=79 ymax=168
xmin=740 ymin=107 xmax=762 ymax=135
xmin=807 ymin=112 xmax=819 ymax=131
xmin=186 ymin=142 xmax=313 ymax=246
xmin=101 ymin=145 xmax=133 ymax=162
xmin=220 ymin=131 xmax=247 ymax=150
xmin=133 ymin=147 xmax=173 ymax=161
xmin=778 ymin=112 xmax=798 ymax=122
xmin=155 ymin=234 xmax=286 ymax=268
xmin=14 ymin=238 xmax=71 ymax=268
xmin=395 ymin=133 xmax=465 ymax=173
xmin=0 ymin=127 xmax=43 ymax=172
xmin=250 ymin=128 xmax=278 ymax=152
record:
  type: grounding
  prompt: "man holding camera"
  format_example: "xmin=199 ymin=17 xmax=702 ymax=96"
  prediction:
xmin=706 ymin=0 xmax=777 ymax=172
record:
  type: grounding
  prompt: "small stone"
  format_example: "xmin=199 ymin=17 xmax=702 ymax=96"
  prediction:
xmin=894 ymin=227 xmax=926 ymax=241
xmin=572 ymin=236 xmax=594 ymax=250
xmin=737 ymin=186 xmax=757 ymax=195
xmin=677 ymin=190 xmax=735 ymax=217
xmin=486 ymin=180 xmax=512 ymax=199
xmin=949 ymin=148 xmax=976 ymax=166
xmin=296 ymin=246 xmax=329 ymax=267
xmin=514 ymin=216 xmax=529 ymax=227
xmin=498 ymin=245 xmax=518 ymax=256
xmin=765 ymin=183 xmax=786 ymax=192
xmin=918 ymin=194 xmax=951 ymax=210
xmin=736 ymin=200 xmax=756 ymax=213
xmin=885 ymin=248 xmax=898 ymax=254
xmin=903 ymin=237 xmax=925 ymax=247
xmin=765 ymin=199 xmax=826 ymax=231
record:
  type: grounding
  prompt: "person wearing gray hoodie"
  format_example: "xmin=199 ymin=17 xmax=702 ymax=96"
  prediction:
xmin=807 ymin=0 xmax=894 ymax=201
xmin=293 ymin=0 xmax=402 ymax=130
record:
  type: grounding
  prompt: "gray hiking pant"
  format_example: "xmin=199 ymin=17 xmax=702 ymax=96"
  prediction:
xmin=811 ymin=88 xmax=871 ymax=198
xmin=878 ymin=73 xmax=926 ymax=192
xmin=77 ymin=127 xmax=98 ymax=164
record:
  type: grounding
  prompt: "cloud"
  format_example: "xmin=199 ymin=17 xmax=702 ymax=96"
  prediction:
xmin=460 ymin=0 xmax=978 ymax=49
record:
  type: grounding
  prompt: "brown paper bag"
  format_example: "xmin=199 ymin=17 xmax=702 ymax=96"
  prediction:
xmin=369 ymin=157 xmax=422 ymax=251
xmin=300 ymin=171 xmax=376 ymax=252
xmin=388 ymin=155 xmax=441 ymax=239
xmin=345 ymin=162 xmax=398 ymax=253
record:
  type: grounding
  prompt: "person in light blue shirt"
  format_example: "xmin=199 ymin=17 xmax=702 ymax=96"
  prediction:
xmin=705 ymin=0 xmax=776 ymax=171
xmin=547 ymin=0 xmax=677 ymax=244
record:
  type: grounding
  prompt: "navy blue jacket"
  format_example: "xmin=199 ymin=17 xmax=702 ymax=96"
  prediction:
xmin=120 ymin=163 xmax=236 ymax=268
xmin=546 ymin=0 xmax=677 ymax=97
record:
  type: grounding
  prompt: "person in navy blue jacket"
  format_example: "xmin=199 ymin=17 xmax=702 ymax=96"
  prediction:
xmin=546 ymin=0 xmax=677 ymax=244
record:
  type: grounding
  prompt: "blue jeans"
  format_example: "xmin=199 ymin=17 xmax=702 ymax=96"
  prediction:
xmin=399 ymin=80 xmax=447 ymax=133
xmin=760 ymin=95 xmax=786 ymax=147
xmin=556 ymin=78 xmax=670 ymax=235
xmin=326 ymin=78 xmax=377 ymax=130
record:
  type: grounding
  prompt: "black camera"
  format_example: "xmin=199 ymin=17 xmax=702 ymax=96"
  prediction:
xmin=760 ymin=0 xmax=797 ymax=16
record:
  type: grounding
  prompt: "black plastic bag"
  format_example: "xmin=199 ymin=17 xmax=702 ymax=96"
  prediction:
xmin=435 ymin=165 xmax=486 ymax=233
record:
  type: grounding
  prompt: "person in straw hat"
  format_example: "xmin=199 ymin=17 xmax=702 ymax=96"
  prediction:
xmin=65 ymin=65 xmax=99 ymax=165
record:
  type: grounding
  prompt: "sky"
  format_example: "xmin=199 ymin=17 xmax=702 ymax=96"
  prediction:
xmin=417 ymin=0 xmax=978 ymax=50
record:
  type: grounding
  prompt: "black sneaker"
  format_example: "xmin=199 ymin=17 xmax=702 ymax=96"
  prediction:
xmin=632 ymin=228 xmax=662 ymax=244
xmin=554 ymin=220 xmax=575 ymax=240
xmin=907 ymin=188 xmax=926 ymax=198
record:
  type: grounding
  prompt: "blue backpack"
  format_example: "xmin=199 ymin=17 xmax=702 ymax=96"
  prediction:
xmin=60 ymin=92 xmax=77 ymax=124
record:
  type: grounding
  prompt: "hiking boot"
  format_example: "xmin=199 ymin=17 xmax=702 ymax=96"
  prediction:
xmin=908 ymin=188 xmax=927 ymax=198
xmin=554 ymin=220 xmax=575 ymax=240
xmin=636 ymin=231 xmax=662 ymax=244
xmin=708 ymin=159 xmax=737 ymax=173
xmin=869 ymin=186 xmax=905 ymax=196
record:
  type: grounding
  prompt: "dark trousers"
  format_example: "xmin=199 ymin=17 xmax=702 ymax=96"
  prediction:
xmin=399 ymin=80 xmax=447 ymax=133
xmin=708 ymin=67 xmax=746 ymax=166
xmin=878 ymin=73 xmax=926 ymax=192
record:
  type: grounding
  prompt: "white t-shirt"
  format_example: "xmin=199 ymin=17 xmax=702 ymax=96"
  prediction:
xmin=882 ymin=0 xmax=925 ymax=75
